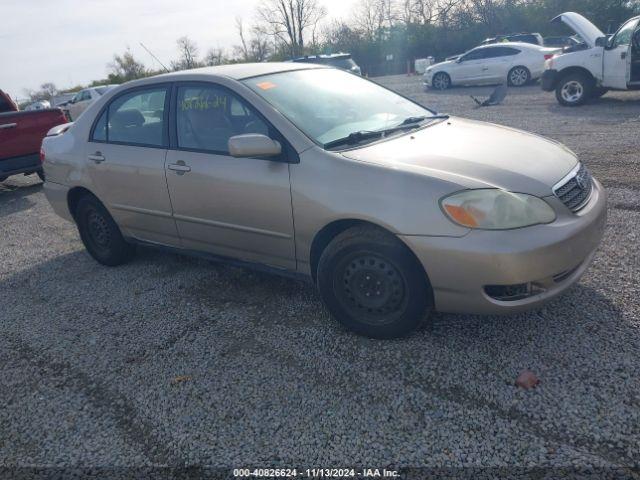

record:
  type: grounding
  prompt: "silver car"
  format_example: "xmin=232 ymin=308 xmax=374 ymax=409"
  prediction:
xmin=42 ymin=63 xmax=606 ymax=338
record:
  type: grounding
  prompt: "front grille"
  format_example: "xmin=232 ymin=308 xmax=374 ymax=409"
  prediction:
xmin=554 ymin=163 xmax=593 ymax=212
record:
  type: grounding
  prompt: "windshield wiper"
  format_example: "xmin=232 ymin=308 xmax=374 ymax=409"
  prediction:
xmin=324 ymin=114 xmax=450 ymax=150
xmin=399 ymin=114 xmax=450 ymax=126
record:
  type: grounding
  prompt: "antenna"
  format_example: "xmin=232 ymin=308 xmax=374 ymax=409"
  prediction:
xmin=139 ymin=42 xmax=170 ymax=73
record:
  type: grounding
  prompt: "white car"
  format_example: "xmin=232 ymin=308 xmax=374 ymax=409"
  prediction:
xmin=424 ymin=42 xmax=559 ymax=90
xmin=64 ymin=85 xmax=118 ymax=120
xmin=542 ymin=12 xmax=640 ymax=106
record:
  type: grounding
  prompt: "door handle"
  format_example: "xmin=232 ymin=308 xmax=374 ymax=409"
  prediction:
xmin=621 ymin=51 xmax=628 ymax=60
xmin=0 ymin=123 xmax=17 ymax=129
xmin=168 ymin=161 xmax=191 ymax=175
xmin=88 ymin=152 xmax=105 ymax=163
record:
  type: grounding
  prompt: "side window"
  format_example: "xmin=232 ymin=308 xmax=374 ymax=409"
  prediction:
xmin=483 ymin=48 xmax=501 ymax=59
xmin=92 ymin=110 xmax=107 ymax=142
xmin=461 ymin=49 xmax=485 ymax=61
xmin=79 ymin=90 xmax=91 ymax=101
xmin=107 ymin=88 xmax=167 ymax=147
xmin=176 ymin=85 xmax=270 ymax=153
xmin=612 ymin=19 xmax=638 ymax=47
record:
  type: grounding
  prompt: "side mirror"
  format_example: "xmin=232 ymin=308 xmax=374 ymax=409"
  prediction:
xmin=228 ymin=134 xmax=282 ymax=158
xmin=595 ymin=37 xmax=608 ymax=48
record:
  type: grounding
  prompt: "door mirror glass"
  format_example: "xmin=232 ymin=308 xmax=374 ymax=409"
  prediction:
xmin=228 ymin=134 xmax=281 ymax=158
xmin=595 ymin=36 xmax=608 ymax=48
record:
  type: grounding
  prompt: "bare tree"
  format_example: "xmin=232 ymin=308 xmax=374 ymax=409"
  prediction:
xmin=172 ymin=36 xmax=200 ymax=70
xmin=235 ymin=17 xmax=251 ymax=61
xmin=108 ymin=48 xmax=147 ymax=82
xmin=24 ymin=82 xmax=59 ymax=103
xmin=235 ymin=18 xmax=273 ymax=62
xmin=204 ymin=47 xmax=226 ymax=66
xmin=256 ymin=0 xmax=327 ymax=57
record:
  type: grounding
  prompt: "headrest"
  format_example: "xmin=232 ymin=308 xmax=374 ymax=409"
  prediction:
xmin=111 ymin=109 xmax=144 ymax=128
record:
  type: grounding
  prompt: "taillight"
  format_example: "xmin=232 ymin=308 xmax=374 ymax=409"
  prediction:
xmin=39 ymin=147 xmax=45 ymax=164
xmin=544 ymin=54 xmax=554 ymax=61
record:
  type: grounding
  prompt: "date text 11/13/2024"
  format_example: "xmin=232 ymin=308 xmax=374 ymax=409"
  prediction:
xmin=233 ymin=468 xmax=400 ymax=478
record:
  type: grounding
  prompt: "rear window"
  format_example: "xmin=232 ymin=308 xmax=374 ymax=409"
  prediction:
xmin=0 ymin=94 xmax=13 ymax=113
xmin=328 ymin=58 xmax=357 ymax=70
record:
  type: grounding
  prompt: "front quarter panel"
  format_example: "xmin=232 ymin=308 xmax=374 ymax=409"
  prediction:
xmin=291 ymin=147 xmax=470 ymax=274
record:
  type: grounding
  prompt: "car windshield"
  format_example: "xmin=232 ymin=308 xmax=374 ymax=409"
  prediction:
xmin=243 ymin=68 xmax=435 ymax=149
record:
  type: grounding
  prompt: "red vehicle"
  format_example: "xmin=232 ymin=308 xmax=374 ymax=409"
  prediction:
xmin=0 ymin=89 xmax=68 ymax=182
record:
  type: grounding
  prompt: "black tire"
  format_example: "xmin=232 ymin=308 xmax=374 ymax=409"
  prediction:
xmin=0 ymin=176 xmax=7 ymax=183
xmin=75 ymin=194 xmax=135 ymax=266
xmin=431 ymin=72 xmax=451 ymax=90
xmin=507 ymin=66 xmax=531 ymax=87
xmin=592 ymin=87 xmax=609 ymax=99
xmin=317 ymin=226 xmax=432 ymax=339
xmin=36 ymin=170 xmax=45 ymax=182
xmin=555 ymin=72 xmax=593 ymax=107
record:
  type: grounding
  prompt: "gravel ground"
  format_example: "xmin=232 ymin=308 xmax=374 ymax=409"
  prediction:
xmin=1 ymin=78 xmax=639 ymax=478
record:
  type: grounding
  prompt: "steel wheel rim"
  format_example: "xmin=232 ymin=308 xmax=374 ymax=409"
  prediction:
xmin=561 ymin=81 xmax=583 ymax=103
xmin=87 ymin=209 xmax=111 ymax=249
xmin=433 ymin=74 xmax=448 ymax=90
xmin=510 ymin=68 xmax=528 ymax=86
xmin=334 ymin=253 xmax=407 ymax=325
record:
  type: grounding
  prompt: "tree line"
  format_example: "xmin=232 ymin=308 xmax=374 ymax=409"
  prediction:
xmin=24 ymin=0 xmax=640 ymax=102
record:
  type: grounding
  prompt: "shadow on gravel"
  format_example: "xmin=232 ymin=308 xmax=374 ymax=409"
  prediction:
xmin=0 ymin=181 xmax=42 ymax=219
xmin=547 ymin=96 xmax=640 ymax=123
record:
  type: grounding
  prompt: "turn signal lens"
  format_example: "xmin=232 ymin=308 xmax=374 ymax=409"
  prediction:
xmin=440 ymin=189 xmax=556 ymax=230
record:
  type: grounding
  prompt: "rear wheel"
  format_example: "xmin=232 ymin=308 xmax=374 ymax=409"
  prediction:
xmin=75 ymin=195 xmax=135 ymax=266
xmin=431 ymin=72 xmax=451 ymax=90
xmin=556 ymin=72 xmax=593 ymax=106
xmin=36 ymin=170 xmax=45 ymax=182
xmin=508 ymin=66 xmax=530 ymax=87
xmin=317 ymin=226 xmax=432 ymax=339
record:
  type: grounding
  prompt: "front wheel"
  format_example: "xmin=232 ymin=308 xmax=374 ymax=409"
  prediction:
xmin=75 ymin=195 xmax=136 ymax=266
xmin=431 ymin=72 xmax=451 ymax=90
xmin=317 ymin=226 xmax=432 ymax=339
xmin=556 ymin=73 xmax=593 ymax=106
xmin=508 ymin=66 xmax=531 ymax=87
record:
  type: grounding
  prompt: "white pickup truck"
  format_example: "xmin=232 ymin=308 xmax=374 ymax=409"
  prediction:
xmin=542 ymin=12 xmax=640 ymax=106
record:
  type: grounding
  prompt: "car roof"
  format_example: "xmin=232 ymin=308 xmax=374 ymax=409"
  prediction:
xmin=152 ymin=62 xmax=326 ymax=82
xmin=474 ymin=41 xmax=538 ymax=50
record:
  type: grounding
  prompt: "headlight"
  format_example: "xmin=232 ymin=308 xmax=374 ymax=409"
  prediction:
xmin=440 ymin=189 xmax=556 ymax=230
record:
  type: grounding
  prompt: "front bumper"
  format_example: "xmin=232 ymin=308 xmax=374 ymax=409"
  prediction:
xmin=400 ymin=179 xmax=607 ymax=315
xmin=541 ymin=69 xmax=559 ymax=91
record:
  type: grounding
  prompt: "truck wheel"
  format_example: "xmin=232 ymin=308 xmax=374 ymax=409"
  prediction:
xmin=317 ymin=226 xmax=432 ymax=339
xmin=508 ymin=66 xmax=530 ymax=87
xmin=75 ymin=195 xmax=135 ymax=266
xmin=0 ymin=176 xmax=7 ymax=183
xmin=556 ymin=72 xmax=593 ymax=106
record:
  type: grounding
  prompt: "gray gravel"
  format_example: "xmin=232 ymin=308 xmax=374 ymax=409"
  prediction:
xmin=1 ymin=78 xmax=639 ymax=476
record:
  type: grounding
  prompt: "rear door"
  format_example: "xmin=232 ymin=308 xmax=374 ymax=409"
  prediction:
xmin=603 ymin=18 xmax=638 ymax=89
xmin=86 ymin=84 xmax=179 ymax=246
xmin=481 ymin=47 xmax=517 ymax=82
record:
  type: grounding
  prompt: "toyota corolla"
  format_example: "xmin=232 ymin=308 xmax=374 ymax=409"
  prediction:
xmin=42 ymin=63 xmax=606 ymax=338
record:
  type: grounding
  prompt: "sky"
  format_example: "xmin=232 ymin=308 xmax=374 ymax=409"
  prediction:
xmin=0 ymin=0 xmax=357 ymax=101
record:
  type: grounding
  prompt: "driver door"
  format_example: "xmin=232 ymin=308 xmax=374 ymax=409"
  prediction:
xmin=603 ymin=18 xmax=638 ymax=89
xmin=456 ymin=49 xmax=488 ymax=84
xmin=164 ymin=82 xmax=296 ymax=270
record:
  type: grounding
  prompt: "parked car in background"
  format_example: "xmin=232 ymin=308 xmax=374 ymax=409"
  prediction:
xmin=63 ymin=85 xmax=118 ymax=121
xmin=543 ymin=35 xmax=582 ymax=48
xmin=25 ymin=100 xmax=51 ymax=111
xmin=289 ymin=53 xmax=362 ymax=75
xmin=424 ymin=42 xmax=559 ymax=90
xmin=480 ymin=33 xmax=544 ymax=46
xmin=42 ymin=63 xmax=605 ymax=338
xmin=0 ymin=89 xmax=68 ymax=183
xmin=542 ymin=12 xmax=640 ymax=106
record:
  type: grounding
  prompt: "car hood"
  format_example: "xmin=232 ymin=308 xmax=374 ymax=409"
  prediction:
xmin=340 ymin=117 xmax=578 ymax=197
xmin=551 ymin=12 xmax=605 ymax=48
xmin=427 ymin=60 xmax=455 ymax=72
